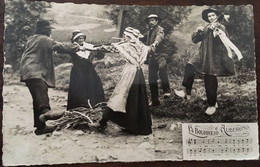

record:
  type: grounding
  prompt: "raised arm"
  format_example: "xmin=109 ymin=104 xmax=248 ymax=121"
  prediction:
xmin=112 ymin=43 xmax=138 ymax=66
xmin=154 ymin=27 xmax=164 ymax=45
xmin=191 ymin=26 xmax=205 ymax=44
xmin=53 ymin=42 xmax=80 ymax=53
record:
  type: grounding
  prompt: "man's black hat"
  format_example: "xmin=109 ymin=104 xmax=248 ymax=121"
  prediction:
xmin=202 ymin=8 xmax=224 ymax=22
xmin=36 ymin=20 xmax=54 ymax=30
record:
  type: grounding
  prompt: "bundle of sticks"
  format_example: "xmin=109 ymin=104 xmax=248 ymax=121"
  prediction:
xmin=54 ymin=102 xmax=106 ymax=130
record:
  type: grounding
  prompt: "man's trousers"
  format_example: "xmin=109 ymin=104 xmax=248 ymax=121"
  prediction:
xmin=25 ymin=79 xmax=50 ymax=129
xmin=148 ymin=56 xmax=170 ymax=104
xmin=182 ymin=64 xmax=218 ymax=106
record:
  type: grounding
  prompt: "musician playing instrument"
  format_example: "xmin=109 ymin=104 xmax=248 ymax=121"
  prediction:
xmin=174 ymin=8 xmax=242 ymax=115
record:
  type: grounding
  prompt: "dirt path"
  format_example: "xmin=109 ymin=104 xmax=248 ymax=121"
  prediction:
xmin=2 ymin=84 xmax=182 ymax=166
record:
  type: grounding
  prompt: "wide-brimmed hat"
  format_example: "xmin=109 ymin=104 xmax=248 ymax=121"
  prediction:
xmin=131 ymin=28 xmax=144 ymax=38
xmin=36 ymin=20 xmax=54 ymax=30
xmin=71 ymin=30 xmax=86 ymax=42
xmin=123 ymin=27 xmax=144 ymax=39
xmin=123 ymin=27 xmax=135 ymax=39
xmin=202 ymin=8 xmax=224 ymax=22
xmin=144 ymin=14 xmax=162 ymax=24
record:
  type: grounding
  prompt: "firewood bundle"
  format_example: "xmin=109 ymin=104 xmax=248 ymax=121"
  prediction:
xmin=54 ymin=102 xmax=106 ymax=130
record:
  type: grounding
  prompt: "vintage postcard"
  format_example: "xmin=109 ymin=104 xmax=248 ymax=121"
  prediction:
xmin=2 ymin=0 xmax=258 ymax=166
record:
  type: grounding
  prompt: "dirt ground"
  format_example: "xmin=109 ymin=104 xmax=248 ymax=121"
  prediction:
xmin=2 ymin=69 xmax=257 ymax=166
xmin=2 ymin=84 xmax=183 ymax=166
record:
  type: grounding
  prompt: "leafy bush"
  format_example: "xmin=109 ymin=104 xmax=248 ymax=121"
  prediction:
xmin=4 ymin=0 xmax=51 ymax=70
xmin=105 ymin=5 xmax=192 ymax=77
xmin=214 ymin=5 xmax=255 ymax=70
xmin=105 ymin=5 xmax=191 ymax=36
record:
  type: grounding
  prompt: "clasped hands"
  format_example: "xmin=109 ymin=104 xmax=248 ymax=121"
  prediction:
xmin=79 ymin=46 xmax=96 ymax=51
xmin=96 ymin=44 xmax=119 ymax=53
xmin=149 ymin=41 xmax=158 ymax=52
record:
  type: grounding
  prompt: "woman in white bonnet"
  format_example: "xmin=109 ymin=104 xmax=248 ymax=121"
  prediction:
xmin=66 ymin=30 xmax=105 ymax=110
xmin=94 ymin=27 xmax=152 ymax=135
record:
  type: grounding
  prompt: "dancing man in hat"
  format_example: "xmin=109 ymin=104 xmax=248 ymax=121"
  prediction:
xmin=141 ymin=14 xmax=171 ymax=106
xmin=174 ymin=8 xmax=242 ymax=115
xmin=20 ymin=20 xmax=85 ymax=135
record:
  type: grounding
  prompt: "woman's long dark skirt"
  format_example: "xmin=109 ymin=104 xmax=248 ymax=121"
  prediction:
xmin=67 ymin=62 xmax=105 ymax=110
xmin=103 ymin=68 xmax=152 ymax=135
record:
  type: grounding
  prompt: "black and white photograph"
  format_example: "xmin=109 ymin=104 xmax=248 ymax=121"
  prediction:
xmin=1 ymin=0 xmax=258 ymax=166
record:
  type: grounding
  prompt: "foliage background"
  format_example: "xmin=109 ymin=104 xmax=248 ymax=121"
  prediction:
xmin=4 ymin=0 xmax=51 ymax=70
xmin=215 ymin=5 xmax=255 ymax=70
xmin=4 ymin=1 xmax=255 ymax=75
